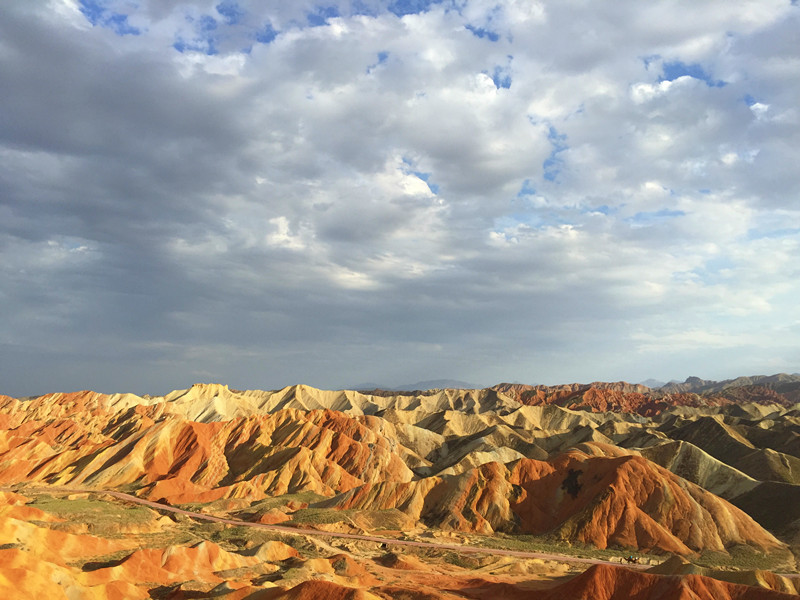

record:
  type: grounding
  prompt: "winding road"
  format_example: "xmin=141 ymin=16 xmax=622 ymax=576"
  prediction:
xmin=14 ymin=485 xmax=646 ymax=568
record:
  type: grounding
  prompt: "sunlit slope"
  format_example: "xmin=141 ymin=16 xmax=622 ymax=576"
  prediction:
xmin=2 ymin=379 xmax=799 ymax=559
xmin=322 ymin=445 xmax=783 ymax=554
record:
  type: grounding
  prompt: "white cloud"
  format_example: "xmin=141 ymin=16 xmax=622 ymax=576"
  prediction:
xmin=1 ymin=0 xmax=799 ymax=395
xmin=632 ymin=329 xmax=760 ymax=353
xmin=267 ymin=216 xmax=306 ymax=251
xmin=49 ymin=0 xmax=91 ymax=29
xmin=749 ymin=102 xmax=769 ymax=118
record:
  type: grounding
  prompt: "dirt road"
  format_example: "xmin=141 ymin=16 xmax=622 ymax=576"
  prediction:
xmin=14 ymin=485 xmax=645 ymax=568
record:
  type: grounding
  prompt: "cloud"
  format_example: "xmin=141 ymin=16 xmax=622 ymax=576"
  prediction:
xmin=1 ymin=0 xmax=799 ymax=395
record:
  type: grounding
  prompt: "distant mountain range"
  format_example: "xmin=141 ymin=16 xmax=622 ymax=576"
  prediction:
xmin=352 ymin=378 xmax=482 ymax=391
xmin=357 ymin=373 xmax=800 ymax=395
xmin=638 ymin=378 xmax=668 ymax=388
xmin=658 ymin=373 xmax=800 ymax=394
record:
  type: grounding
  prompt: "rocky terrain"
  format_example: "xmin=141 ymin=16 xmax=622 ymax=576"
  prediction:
xmin=1 ymin=375 xmax=800 ymax=598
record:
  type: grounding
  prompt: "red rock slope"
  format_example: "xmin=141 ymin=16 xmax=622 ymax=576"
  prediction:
xmin=328 ymin=446 xmax=784 ymax=554
xmin=530 ymin=564 xmax=800 ymax=600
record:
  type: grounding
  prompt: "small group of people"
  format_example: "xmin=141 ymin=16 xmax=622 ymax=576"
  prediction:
xmin=625 ymin=555 xmax=640 ymax=564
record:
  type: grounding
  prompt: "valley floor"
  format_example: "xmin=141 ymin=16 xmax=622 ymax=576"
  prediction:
xmin=1 ymin=485 xmax=798 ymax=600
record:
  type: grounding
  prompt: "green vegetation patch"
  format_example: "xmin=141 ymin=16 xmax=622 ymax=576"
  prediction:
xmin=470 ymin=532 xmax=654 ymax=562
xmin=355 ymin=508 xmax=410 ymax=531
xmin=289 ymin=507 xmax=358 ymax=525
xmin=258 ymin=491 xmax=328 ymax=509
xmin=183 ymin=522 xmax=322 ymax=557
xmin=191 ymin=522 xmax=278 ymax=547
xmin=30 ymin=493 xmax=156 ymax=527
xmin=177 ymin=492 xmax=328 ymax=520
xmin=20 ymin=490 xmax=316 ymax=560
xmin=695 ymin=545 xmax=796 ymax=572
xmin=441 ymin=551 xmax=483 ymax=569
xmin=473 ymin=533 xmax=796 ymax=572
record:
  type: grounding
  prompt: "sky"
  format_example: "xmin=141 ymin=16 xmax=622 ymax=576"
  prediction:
xmin=1 ymin=0 xmax=799 ymax=397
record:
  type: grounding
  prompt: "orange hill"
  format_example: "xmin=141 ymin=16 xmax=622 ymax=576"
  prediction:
xmin=530 ymin=564 xmax=800 ymax=600
xmin=324 ymin=445 xmax=783 ymax=554
xmin=0 ymin=382 xmax=796 ymax=559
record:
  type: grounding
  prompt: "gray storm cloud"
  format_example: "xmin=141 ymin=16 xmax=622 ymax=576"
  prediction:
xmin=1 ymin=0 xmax=798 ymax=396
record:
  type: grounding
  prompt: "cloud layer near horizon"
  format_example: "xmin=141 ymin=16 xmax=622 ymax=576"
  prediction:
xmin=1 ymin=0 xmax=799 ymax=396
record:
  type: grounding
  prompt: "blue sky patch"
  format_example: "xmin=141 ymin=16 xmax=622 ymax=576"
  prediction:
xmin=79 ymin=0 xmax=104 ymax=24
xmin=627 ymin=208 xmax=685 ymax=226
xmin=466 ymin=24 xmax=499 ymax=42
xmin=494 ymin=213 xmax=537 ymax=230
xmin=691 ymin=256 xmax=736 ymax=284
xmin=413 ymin=171 xmax=439 ymax=194
xmin=78 ymin=0 xmax=140 ymax=35
xmin=172 ymin=36 xmax=218 ymax=54
xmin=198 ymin=15 xmax=218 ymax=32
xmin=172 ymin=38 xmax=191 ymax=53
xmin=488 ymin=55 xmax=513 ymax=90
xmin=660 ymin=61 xmax=725 ymax=87
xmin=308 ymin=6 xmax=340 ymax=27
xmin=490 ymin=64 xmax=512 ymax=89
xmin=743 ymin=94 xmax=757 ymax=106
xmin=350 ymin=1 xmax=380 ymax=16
xmin=367 ymin=51 xmax=390 ymax=74
xmin=401 ymin=157 xmax=439 ymax=194
xmin=216 ymin=1 xmax=244 ymax=25
xmin=581 ymin=204 xmax=613 ymax=215
xmin=517 ymin=179 xmax=537 ymax=197
xmin=388 ymin=0 xmax=442 ymax=17
xmin=105 ymin=13 xmax=140 ymax=35
xmin=256 ymin=23 xmax=278 ymax=44
xmin=173 ymin=14 xmax=219 ymax=54
xmin=542 ymin=126 xmax=567 ymax=182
